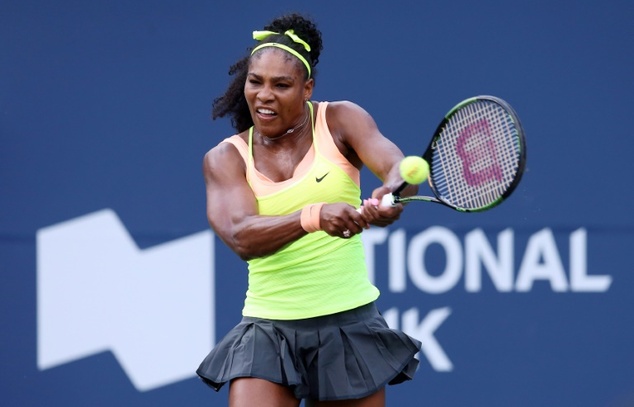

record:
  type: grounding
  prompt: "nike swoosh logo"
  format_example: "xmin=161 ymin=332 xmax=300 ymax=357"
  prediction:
xmin=316 ymin=172 xmax=329 ymax=183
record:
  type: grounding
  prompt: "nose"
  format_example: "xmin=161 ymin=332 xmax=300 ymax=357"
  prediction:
xmin=256 ymin=84 xmax=274 ymax=103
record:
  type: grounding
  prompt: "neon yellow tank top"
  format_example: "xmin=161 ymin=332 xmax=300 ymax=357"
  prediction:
xmin=222 ymin=102 xmax=379 ymax=320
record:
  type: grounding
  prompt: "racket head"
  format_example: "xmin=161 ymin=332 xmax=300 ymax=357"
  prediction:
xmin=422 ymin=95 xmax=526 ymax=212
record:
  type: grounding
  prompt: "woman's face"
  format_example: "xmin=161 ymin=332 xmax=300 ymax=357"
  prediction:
xmin=245 ymin=48 xmax=313 ymax=138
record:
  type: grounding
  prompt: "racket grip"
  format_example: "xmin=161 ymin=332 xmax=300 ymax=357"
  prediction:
xmin=380 ymin=193 xmax=396 ymax=207
xmin=357 ymin=193 xmax=397 ymax=214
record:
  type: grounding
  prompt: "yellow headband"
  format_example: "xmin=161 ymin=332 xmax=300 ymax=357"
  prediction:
xmin=251 ymin=29 xmax=312 ymax=77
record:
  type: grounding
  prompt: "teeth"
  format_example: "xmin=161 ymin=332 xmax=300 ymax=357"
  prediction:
xmin=258 ymin=108 xmax=275 ymax=115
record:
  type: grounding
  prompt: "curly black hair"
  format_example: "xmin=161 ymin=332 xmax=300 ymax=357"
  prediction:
xmin=211 ymin=13 xmax=323 ymax=133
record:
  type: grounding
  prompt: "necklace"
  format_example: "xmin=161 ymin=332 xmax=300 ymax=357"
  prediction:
xmin=260 ymin=108 xmax=310 ymax=141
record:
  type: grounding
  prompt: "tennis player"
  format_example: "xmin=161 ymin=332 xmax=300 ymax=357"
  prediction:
xmin=197 ymin=13 xmax=421 ymax=407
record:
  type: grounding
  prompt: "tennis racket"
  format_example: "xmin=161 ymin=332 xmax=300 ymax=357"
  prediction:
xmin=382 ymin=95 xmax=526 ymax=212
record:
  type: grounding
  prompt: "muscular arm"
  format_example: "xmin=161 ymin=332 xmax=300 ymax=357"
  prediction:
xmin=203 ymin=142 xmax=307 ymax=260
xmin=326 ymin=101 xmax=419 ymax=223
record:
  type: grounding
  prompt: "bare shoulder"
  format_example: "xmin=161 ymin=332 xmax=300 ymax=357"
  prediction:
xmin=202 ymin=138 xmax=246 ymax=180
xmin=326 ymin=100 xmax=372 ymax=122
xmin=325 ymin=100 xmax=379 ymax=140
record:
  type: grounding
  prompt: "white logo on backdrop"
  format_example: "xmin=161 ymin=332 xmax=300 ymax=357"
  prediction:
xmin=36 ymin=209 xmax=214 ymax=391
xmin=363 ymin=227 xmax=611 ymax=294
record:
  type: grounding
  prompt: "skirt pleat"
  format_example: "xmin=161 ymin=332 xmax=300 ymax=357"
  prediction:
xmin=196 ymin=303 xmax=421 ymax=401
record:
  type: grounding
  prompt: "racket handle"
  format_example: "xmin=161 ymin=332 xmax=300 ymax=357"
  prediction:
xmin=380 ymin=193 xmax=396 ymax=207
xmin=357 ymin=193 xmax=397 ymax=214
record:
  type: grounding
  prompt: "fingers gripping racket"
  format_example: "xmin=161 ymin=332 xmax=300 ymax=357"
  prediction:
xmin=383 ymin=95 xmax=526 ymax=212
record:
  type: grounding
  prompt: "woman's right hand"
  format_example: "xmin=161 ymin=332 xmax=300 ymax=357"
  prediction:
xmin=319 ymin=203 xmax=369 ymax=239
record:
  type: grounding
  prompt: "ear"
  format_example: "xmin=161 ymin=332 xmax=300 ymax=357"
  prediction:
xmin=303 ymin=78 xmax=314 ymax=101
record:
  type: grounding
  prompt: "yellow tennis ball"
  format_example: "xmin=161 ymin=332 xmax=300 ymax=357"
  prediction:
xmin=399 ymin=156 xmax=429 ymax=184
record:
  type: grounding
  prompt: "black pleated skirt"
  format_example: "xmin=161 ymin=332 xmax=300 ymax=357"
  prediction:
xmin=196 ymin=302 xmax=421 ymax=401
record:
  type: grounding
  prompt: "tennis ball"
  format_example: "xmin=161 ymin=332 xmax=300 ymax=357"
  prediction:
xmin=399 ymin=156 xmax=429 ymax=184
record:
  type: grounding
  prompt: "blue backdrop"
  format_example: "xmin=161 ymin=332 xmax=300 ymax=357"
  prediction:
xmin=2 ymin=1 xmax=634 ymax=406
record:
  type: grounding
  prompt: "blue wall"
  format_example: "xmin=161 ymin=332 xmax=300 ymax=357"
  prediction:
xmin=2 ymin=1 xmax=634 ymax=406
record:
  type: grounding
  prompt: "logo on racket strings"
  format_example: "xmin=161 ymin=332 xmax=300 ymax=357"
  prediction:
xmin=456 ymin=119 xmax=503 ymax=186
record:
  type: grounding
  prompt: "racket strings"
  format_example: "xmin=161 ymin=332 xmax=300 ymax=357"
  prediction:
xmin=444 ymin=105 xmax=517 ymax=207
xmin=432 ymin=101 xmax=521 ymax=210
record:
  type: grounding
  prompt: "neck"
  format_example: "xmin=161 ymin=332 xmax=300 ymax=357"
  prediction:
xmin=260 ymin=106 xmax=310 ymax=142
